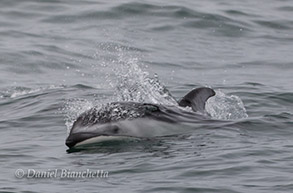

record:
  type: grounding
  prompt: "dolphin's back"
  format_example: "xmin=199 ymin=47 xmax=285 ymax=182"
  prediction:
xmin=72 ymin=102 xmax=160 ymax=128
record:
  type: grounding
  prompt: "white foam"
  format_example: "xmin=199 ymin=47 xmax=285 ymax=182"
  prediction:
xmin=206 ymin=90 xmax=248 ymax=120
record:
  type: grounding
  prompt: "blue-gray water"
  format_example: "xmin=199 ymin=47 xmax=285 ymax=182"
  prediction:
xmin=1 ymin=0 xmax=293 ymax=192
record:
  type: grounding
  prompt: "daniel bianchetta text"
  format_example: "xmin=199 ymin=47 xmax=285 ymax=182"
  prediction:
xmin=15 ymin=169 xmax=109 ymax=179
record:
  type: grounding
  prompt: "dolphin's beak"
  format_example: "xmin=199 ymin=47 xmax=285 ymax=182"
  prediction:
xmin=65 ymin=132 xmax=100 ymax=148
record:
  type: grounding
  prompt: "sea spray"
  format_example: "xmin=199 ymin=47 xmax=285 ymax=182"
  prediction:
xmin=206 ymin=90 xmax=248 ymax=120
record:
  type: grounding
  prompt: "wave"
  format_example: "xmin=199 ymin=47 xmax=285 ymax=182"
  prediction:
xmin=0 ymin=85 xmax=65 ymax=99
xmin=38 ymin=2 xmax=252 ymax=35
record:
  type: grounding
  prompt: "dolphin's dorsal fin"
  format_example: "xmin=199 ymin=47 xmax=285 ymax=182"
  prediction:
xmin=178 ymin=87 xmax=215 ymax=112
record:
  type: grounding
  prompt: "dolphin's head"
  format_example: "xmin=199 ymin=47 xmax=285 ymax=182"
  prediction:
xmin=65 ymin=118 xmax=137 ymax=148
xmin=65 ymin=102 xmax=160 ymax=148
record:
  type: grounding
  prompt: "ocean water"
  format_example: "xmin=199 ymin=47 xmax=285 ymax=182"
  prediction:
xmin=1 ymin=0 xmax=293 ymax=192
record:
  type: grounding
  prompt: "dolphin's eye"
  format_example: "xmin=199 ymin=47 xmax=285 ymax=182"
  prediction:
xmin=144 ymin=104 xmax=159 ymax=112
xmin=113 ymin=126 xmax=119 ymax=134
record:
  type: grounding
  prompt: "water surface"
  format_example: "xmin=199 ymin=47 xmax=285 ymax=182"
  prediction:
xmin=0 ymin=0 xmax=293 ymax=192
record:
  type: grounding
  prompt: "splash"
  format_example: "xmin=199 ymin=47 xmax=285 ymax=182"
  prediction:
xmin=63 ymin=45 xmax=178 ymax=133
xmin=101 ymin=46 xmax=178 ymax=105
xmin=205 ymin=90 xmax=248 ymax=120
xmin=63 ymin=44 xmax=248 ymax=132
xmin=114 ymin=66 xmax=178 ymax=105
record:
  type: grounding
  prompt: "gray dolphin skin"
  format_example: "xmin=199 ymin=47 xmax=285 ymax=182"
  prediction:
xmin=65 ymin=87 xmax=215 ymax=148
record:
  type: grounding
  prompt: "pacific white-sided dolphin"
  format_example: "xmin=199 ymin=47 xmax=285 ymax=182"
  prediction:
xmin=65 ymin=87 xmax=215 ymax=148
